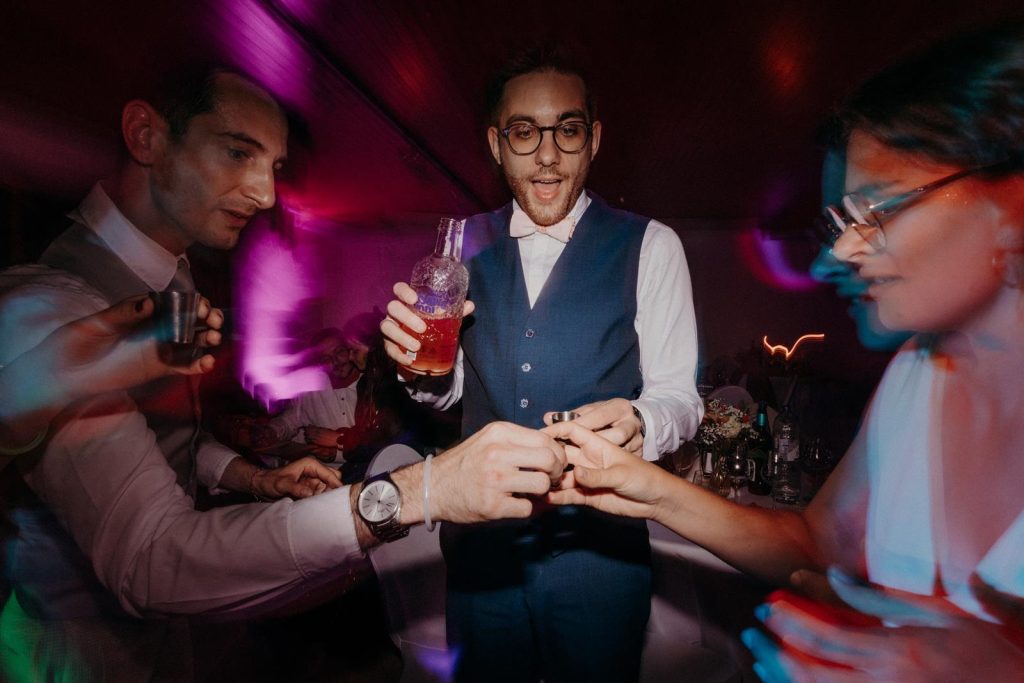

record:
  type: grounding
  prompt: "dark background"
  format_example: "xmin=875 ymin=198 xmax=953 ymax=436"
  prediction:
xmin=4 ymin=0 xmax=1022 ymax=447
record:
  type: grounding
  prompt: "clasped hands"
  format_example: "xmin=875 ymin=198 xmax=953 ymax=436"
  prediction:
xmin=431 ymin=400 xmax=652 ymax=525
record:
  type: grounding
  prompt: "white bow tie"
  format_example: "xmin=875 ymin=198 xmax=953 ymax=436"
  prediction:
xmin=509 ymin=209 xmax=576 ymax=243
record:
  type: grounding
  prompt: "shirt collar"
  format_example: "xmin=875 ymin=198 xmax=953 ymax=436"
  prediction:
xmin=511 ymin=190 xmax=591 ymax=238
xmin=67 ymin=183 xmax=185 ymax=291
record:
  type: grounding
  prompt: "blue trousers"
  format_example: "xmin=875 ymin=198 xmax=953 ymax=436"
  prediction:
xmin=442 ymin=510 xmax=651 ymax=683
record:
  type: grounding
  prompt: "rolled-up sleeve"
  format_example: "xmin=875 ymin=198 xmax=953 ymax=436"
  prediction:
xmin=27 ymin=395 xmax=362 ymax=617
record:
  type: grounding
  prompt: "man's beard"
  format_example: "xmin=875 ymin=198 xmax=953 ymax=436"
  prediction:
xmin=503 ymin=163 xmax=589 ymax=227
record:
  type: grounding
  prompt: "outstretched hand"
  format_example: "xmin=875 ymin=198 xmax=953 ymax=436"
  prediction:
xmin=542 ymin=421 xmax=667 ymax=520
xmin=37 ymin=294 xmax=222 ymax=400
xmin=430 ymin=421 xmax=566 ymax=523
xmin=379 ymin=281 xmax=474 ymax=376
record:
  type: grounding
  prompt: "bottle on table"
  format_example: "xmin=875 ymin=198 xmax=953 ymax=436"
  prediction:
xmin=771 ymin=402 xmax=801 ymax=505
xmin=746 ymin=400 xmax=773 ymax=495
xmin=403 ymin=217 xmax=469 ymax=375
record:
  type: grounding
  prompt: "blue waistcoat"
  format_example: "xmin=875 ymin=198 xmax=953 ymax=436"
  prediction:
xmin=460 ymin=192 xmax=647 ymax=436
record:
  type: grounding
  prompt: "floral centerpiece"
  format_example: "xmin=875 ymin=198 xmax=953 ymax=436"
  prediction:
xmin=693 ymin=399 xmax=755 ymax=458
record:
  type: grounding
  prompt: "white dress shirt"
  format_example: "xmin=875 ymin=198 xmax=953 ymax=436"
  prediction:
xmin=408 ymin=192 xmax=703 ymax=460
xmin=269 ymin=376 xmax=359 ymax=462
xmin=0 ymin=191 xmax=363 ymax=618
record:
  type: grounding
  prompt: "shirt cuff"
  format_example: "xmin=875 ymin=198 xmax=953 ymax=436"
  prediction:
xmin=633 ymin=402 xmax=659 ymax=462
xmin=287 ymin=486 xmax=364 ymax=576
xmin=195 ymin=436 xmax=242 ymax=494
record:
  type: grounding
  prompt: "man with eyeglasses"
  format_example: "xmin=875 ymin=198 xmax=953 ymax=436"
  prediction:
xmin=380 ymin=47 xmax=702 ymax=682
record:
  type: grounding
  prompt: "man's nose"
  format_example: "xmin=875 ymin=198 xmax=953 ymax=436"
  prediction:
xmin=243 ymin=165 xmax=276 ymax=210
xmin=535 ymin=129 xmax=560 ymax=166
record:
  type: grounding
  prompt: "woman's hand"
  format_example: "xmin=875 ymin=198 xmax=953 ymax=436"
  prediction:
xmin=745 ymin=588 xmax=1024 ymax=683
xmin=542 ymin=420 xmax=668 ymax=520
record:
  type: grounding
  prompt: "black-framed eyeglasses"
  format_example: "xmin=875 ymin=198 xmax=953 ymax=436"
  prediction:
xmin=498 ymin=121 xmax=593 ymax=155
xmin=813 ymin=162 xmax=1008 ymax=250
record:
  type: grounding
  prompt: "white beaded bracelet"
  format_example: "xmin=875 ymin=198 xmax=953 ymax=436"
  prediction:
xmin=423 ymin=453 xmax=436 ymax=532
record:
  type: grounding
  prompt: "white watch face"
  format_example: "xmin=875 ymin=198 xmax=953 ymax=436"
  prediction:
xmin=359 ymin=480 xmax=400 ymax=523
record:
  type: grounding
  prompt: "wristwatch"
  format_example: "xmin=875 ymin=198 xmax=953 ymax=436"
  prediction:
xmin=631 ymin=404 xmax=647 ymax=438
xmin=357 ymin=471 xmax=409 ymax=543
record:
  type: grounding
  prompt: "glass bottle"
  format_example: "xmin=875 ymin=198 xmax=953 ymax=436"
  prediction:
xmin=771 ymin=403 xmax=801 ymax=504
xmin=403 ymin=217 xmax=469 ymax=375
xmin=746 ymin=400 xmax=773 ymax=495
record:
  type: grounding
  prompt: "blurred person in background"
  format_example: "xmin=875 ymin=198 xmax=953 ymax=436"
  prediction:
xmin=251 ymin=313 xmax=409 ymax=482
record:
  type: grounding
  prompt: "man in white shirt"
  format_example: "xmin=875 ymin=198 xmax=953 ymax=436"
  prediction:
xmin=380 ymin=48 xmax=703 ymax=682
xmin=0 ymin=66 xmax=568 ymax=681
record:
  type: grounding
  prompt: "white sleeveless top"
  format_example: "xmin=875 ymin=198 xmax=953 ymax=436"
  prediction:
xmin=864 ymin=341 xmax=1023 ymax=620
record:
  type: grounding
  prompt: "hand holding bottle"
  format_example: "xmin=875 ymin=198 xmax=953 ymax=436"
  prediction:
xmin=381 ymin=282 xmax=475 ymax=376
xmin=380 ymin=218 xmax=473 ymax=376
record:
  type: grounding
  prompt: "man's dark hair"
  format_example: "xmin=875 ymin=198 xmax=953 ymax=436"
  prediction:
xmin=486 ymin=45 xmax=595 ymax=127
xmin=142 ymin=64 xmax=244 ymax=141
xmin=838 ymin=20 xmax=1024 ymax=171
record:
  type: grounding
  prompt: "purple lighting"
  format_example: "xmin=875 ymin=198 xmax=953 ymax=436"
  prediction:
xmin=235 ymin=208 xmax=329 ymax=406
xmin=218 ymin=0 xmax=315 ymax=108
xmin=738 ymin=228 xmax=819 ymax=293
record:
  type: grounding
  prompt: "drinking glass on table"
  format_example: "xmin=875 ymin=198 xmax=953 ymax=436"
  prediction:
xmin=725 ymin=442 xmax=750 ymax=500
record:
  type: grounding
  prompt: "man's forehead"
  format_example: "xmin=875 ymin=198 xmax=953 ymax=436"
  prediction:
xmin=499 ymin=71 xmax=587 ymax=122
xmin=196 ymin=79 xmax=288 ymax=152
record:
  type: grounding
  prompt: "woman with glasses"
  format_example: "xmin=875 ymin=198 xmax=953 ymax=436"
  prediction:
xmin=547 ymin=21 xmax=1024 ymax=681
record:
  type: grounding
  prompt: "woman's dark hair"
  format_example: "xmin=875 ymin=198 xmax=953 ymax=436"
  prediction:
xmin=839 ymin=20 xmax=1024 ymax=170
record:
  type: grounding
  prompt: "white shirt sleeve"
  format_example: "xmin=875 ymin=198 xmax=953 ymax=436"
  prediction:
xmin=634 ymin=220 xmax=704 ymax=460
xmin=0 ymin=272 xmax=364 ymax=617
xmin=402 ymin=347 xmax=464 ymax=410
xmin=25 ymin=396 xmax=363 ymax=617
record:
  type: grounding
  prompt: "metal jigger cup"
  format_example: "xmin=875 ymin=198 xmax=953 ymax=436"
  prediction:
xmin=149 ymin=290 xmax=200 ymax=364
xmin=551 ymin=410 xmax=578 ymax=472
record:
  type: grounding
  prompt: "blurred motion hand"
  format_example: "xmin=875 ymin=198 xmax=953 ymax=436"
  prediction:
xmin=379 ymin=281 xmax=474 ymax=377
xmin=544 ymin=398 xmax=644 ymax=455
xmin=430 ymin=422 xmax=565 ymax=523
xmin=251 ymin=457 xmax=342 ymax=500
xmin=747 ymin=591 xmax=1024 ymax=683
xmin=543 ymin=421 xmax=667 ymax=519
xmin=39 ymin=294 xmax=220 ymax=401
